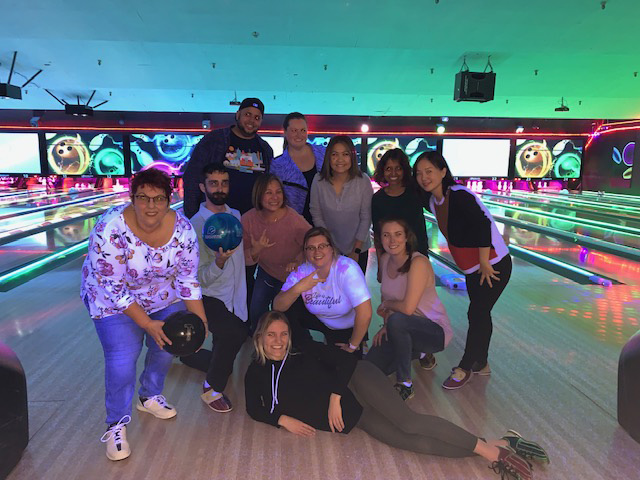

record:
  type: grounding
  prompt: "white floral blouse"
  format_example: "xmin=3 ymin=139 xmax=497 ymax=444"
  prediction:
xmin=81 ymin=204 xmax=202 ymax=319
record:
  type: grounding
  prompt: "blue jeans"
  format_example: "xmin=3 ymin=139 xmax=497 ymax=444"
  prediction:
xmin=249 ymin=267 xmax=283 ymax=334
xmin=365 ymin=312 xmax=445 ymax=382
xmin=93 ymin=301 xmax=184 ymax=424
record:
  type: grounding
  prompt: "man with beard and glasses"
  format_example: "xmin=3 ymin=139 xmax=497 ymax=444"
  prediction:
xmin=180 ymin=163 xmax=248 ymax=413
xmin=182 ymin=98 xmax=274 ymax=219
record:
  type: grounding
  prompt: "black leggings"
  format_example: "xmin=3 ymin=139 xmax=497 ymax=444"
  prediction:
xmin=286 ymin=297 xmax=366 ymax=359
xmin=459 ymin=255 xmax=512 ymax=370
xmin=349 ymin=361 xmax=478 ymax=457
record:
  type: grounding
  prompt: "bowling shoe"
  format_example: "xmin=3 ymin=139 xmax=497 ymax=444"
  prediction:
xmin=419 ymin=353 xmax=437 ymax=370
xmin=201 ymin=385 xmax=233 ymax=413
xmin=489 ymin=446 xmax=532 ymax=480
xmin=442 ymin=367 xmax=473 ymax=390
xmin=136 ymin=394 xmax=177 ymax=419
xmin=502 ymin=430 xmax=550 ymax=464
xmin=393 ymin=383 xmax=415 ymax=401
xmin=100 ymin=415 xmax=131 ymax=461
xmin=472 ymin=361 xmax=492 ymax=376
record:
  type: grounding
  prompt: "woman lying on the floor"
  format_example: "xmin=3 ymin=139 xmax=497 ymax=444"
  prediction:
xmin=244 ymin=311 xmax=549 ymax=480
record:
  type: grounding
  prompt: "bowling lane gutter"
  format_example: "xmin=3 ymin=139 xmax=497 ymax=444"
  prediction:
xmin=0 ymin=202 xmax=184 ymax=292
xmin=0 ymin=191 xmax=125 ymax=222
xmin=423 ymin=213 xmax=623 ymax=286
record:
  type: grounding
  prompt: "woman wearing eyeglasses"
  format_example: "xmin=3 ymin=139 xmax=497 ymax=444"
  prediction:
xmin=81 ymin=168 xmax=207 ymax=462
xmin=273 ymin=227 xmax=372 ymax=358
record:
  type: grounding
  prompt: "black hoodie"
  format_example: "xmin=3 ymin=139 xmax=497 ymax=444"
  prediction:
xmin=244 ymin=341 xmax=363 ymax=433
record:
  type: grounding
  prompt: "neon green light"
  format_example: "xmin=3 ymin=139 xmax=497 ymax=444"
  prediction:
xmin=508 ymin=244 xmax=595 ymax=277
xmin=0 ymin=240 xmax=88 ymax=284
xmin=484 ymin=200 xmax=640 ymax=236
xmin=508 ymin=192 xmax=640 ymax=214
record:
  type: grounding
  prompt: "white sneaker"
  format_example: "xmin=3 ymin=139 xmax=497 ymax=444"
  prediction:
xmin=136 ymin=394 xmax=177 ymax=419
xmin=100 ymin=415 xmax=131 ymax=461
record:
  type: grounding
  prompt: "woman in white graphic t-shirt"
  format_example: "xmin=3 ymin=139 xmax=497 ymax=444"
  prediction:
xmin=273 ymin=227 xmax=372 ymax=358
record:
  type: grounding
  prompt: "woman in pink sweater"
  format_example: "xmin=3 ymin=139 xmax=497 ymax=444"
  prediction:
xmin=242 ymin=174 xmax=311 ymax=334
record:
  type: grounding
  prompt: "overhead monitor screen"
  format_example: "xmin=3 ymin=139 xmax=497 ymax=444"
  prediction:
xmin=130 ymin=133 xmax=204 ymax=175
xmin=0 ymin=132 xmax=41 ymax=174
xmin=514 ymin=138 xmax=583 ymax=179
xmin=45 ymin=132 xmax=126 ymax=176
xmin=441 ymin=138 xmax=511 ymax=178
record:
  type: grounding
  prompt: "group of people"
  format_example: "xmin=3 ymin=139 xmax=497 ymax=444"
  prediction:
xmin=80 ymin=97 xmax=547 ymax=479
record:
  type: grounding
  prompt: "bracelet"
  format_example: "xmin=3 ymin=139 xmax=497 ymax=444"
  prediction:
xmin=349 ymin=342 xmax=359 ymax=351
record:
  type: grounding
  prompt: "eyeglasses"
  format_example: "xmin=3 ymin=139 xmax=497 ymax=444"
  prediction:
xmin=305 ymin=243 xmax=331 ymax=253
xmin=134 ymin=194 xmax=168 ymax=204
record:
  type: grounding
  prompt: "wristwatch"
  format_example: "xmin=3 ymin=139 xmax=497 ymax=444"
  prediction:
xmin=354 ymin=248 xmax=362 ymax=254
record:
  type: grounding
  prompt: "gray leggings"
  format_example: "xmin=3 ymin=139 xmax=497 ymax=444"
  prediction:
xmin=349 ymin=361 xmax=478 ymax=457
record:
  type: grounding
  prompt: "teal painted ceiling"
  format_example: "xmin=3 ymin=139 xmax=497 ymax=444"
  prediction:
xmin=1 ymin=0 xmax=639 ymax=119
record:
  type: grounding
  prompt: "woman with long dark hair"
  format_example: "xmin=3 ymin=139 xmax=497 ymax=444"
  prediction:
xmin=371 ymin=148 xmax=428 ymax=256
xmin=413 ymin=151 xmax=512 ymax=390
xmin=366 ymin=218 xmax=452 ymax=401
xmin=309 ymin=136 xmax=373 ymax=273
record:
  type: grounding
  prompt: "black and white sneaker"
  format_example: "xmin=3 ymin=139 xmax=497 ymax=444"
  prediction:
xmin=100 ymin=415 xmax=131 ymax=461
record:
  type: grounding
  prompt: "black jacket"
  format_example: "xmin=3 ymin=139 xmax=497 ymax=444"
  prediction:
xmin=428 ymin=185 xmax=492 ymax=248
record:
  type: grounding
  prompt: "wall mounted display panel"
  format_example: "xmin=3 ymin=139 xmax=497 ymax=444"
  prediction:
xmin=0 ymin=132 xmax=42 ymax=175
xmin=442 ymin=138 xmax=511 ymax=178
xmin=514 ymin=138 xmax=583 ymax=179
xmin=45 ymin=132 xmax=126 ymax=176
xmin=130 ymin=133 xmax=204 ymax=175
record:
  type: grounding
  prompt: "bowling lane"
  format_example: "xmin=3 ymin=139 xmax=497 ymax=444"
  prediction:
xmin=479 ymin=198 xmax=640 ymax=251
xmin=578 ymin=190 xmax=640 ymax=207
xmin=0 ymin=187 xmax=46 ymax=199
xmin=0 ymin=193 xmax=183 ymax=274
xmin=0 ymin=192 xmax=131 ymax=238
xmin=483 ymin=191 xmax=640 ymax=230
xmin=424 ymin=209 xmax=640 ymax=286
xmin=0 ymin=189 xmax=103 ymax=210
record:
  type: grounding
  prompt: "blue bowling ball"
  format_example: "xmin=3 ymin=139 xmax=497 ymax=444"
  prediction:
xmin=202 ymin=213 xmax=243 ymax=252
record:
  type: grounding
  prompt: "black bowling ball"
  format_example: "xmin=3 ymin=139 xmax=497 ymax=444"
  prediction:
xmin=162 ymin=311 xmax=206 ymax=357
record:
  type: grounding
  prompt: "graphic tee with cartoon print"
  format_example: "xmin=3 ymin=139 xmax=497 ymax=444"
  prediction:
xmin=223 ymin=132 xmax=266 ymax=213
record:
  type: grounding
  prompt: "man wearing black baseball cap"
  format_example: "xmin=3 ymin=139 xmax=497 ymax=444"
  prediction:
xmin=183 ymin=97 xmax=274 ymax=218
